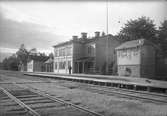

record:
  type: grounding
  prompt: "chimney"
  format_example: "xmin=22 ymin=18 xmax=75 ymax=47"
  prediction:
xmin=72 ymin=36 xmax=78 ymax=40
xmin=95 ymin=31 xmax=100 ymax=38
xmin=81 ymin=32 xmax=87 ymax=39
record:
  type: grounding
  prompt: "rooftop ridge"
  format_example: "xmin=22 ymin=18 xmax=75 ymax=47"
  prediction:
xmin=115 ymin=38 xmax=158 ymax=50
xmin=53 ymin=34 xmax=116 ymax=48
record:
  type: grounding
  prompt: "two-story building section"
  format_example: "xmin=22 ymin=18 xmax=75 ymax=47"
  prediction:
xmin=53 ymin=32 xmax=121 ymax=74
xmin=53 ymin=41 xmax=73 ymax=74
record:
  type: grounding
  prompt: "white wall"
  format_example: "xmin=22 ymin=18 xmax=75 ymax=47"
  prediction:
xmin=117 ymin=47 xmax=141 ymax=65
xmin=27 ymin=60 xmax=33 ymax=72
xmin=53 ymin=44 xmax=73 ymax=74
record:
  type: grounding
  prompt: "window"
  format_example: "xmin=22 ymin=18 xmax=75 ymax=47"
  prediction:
xmin=118 ymin=51 xmax=121 ymax=57
xmin=54 ymin=49 xmax=58 ymax=57
xmin=88 ymin=62 xmax=93 ymax=68
xmin=66 ymin=47 xmax=72 ymax=56
xmin=28 ymin=64 xmax=33 ymax=69
xmin=55 ymin=62 xmax=57 ymax=69
xmin=87 ymin=44 xmax=95 ymax=55
xmin=59 ymin=61 xmax=66 ymax=69
xmin=121 ymin=49 xmax=127 ymax=58
xmin=127 ymin=50 xmax=132 ymax=59
xmin=88 ymin=46 xmax=91 ymax=54
xmin=59 ymin=48 xmax=65 ymax=56
xmin=133 ymin=48 xmax=139 ymax=56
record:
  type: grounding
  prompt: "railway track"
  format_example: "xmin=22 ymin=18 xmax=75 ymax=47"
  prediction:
xmin=1 ymin=79 xmax=167 ymax=105
xmin=0 ymin=83 xmax=104 ymax=116
xmin=60 ymin=81 xmax=167 ymax=104
xmin=1 ymin=71 xmax=167 ymax=109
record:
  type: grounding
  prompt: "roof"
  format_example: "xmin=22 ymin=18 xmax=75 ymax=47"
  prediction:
xmin=53 ymin=34 xmax=118 ymax=48
xmin=44 ymin=57 xmax=53 ymax=64
xmin=115 ymin=39 xmax=158 ymax=50
xmin=53 ymin=40 xmax=73 ymax=48
xmin=84 ymin=34 xmax=115 ymax=43
xmin=28 ymin=55 xmax=49 ymax=62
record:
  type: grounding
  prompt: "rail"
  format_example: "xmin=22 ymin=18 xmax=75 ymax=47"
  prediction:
xmin=0 ymin=86 xmax=40 ymax=116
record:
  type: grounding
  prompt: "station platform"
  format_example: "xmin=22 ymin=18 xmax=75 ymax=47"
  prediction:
xmin=24 ymin=72 xmax=167 ymax=93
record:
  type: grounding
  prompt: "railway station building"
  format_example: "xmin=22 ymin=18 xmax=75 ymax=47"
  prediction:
xmin=27 ymin=55 xmax=49 ymax=72
xmin=53 ymin=32 xmax=121 ymax=74
xmin=115 ymin=39 xmax=158 ymax=78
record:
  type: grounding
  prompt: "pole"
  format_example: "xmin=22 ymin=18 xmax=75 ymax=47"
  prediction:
xmin=106 ymin=0 xmax=108 ymax=35
xmin=106 ymin=0 xmax=109 ymax=74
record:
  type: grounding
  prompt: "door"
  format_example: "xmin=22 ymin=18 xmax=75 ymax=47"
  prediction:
xmin=79 ymin=62 xmax=83 ymax=73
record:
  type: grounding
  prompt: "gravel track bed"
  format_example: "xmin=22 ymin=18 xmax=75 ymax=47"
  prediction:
xmin=0 ymin=70 xmax=167 ymax=116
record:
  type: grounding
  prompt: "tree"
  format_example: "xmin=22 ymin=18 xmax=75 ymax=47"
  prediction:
xmin=2 ymin=58 xmax=9 ymax=70
xmin=117 ymin=16 xmax=157 ymax=43
xmin=2 ymin=54 xmax=19 ymax=71
xmin=8 ymin=55 xmax=19 ymax=71
xmin=158 ymin=20 xmax=167 ymax=56
xmin=16 ymin=44 xmax=29 ymax=71
xmin=49 ymin=53 xmax=54 ymax=59
xmin=0 ymin=62 xmax=3 ymax=70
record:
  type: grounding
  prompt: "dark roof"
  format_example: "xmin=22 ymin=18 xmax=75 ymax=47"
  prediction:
xmin=53 ymin=34 xmax=117 ymax=48
xmin=115 ymin=39 xmax=158 ymax=50
xmin=28 ymin=55 xmax=49 ymax=62
xmin=84 ymin=34 xmax=115 ymax=43
xmin=44 ymin=57 xmax=53 ymax=64
xmin=53 ymin=40 xmax=73 ymax=48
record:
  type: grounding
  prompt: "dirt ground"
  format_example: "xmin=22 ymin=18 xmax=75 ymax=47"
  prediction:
xmin=0 ymin=70 xmax=167 ymax=116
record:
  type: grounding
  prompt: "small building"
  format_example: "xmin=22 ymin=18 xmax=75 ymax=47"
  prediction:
xmin=115 ymin=39 xmax=158 ymax=78
xmin=44 ymin=57 xmax=53 ymax=72
xmin=53 ymin=32 xmax=120 ymax=74
xmin=27 ymin=55 xmax=48 ymax=72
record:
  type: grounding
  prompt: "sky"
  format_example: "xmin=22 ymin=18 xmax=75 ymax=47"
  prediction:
xmin=0 ymin=1 xmax=167 ymax=62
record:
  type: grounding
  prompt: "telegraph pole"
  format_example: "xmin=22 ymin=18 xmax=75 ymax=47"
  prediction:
xmin=106 ymin=0 xmax=109 ymax=74
xmin=106 ymin=0 xmax=108 ymax=35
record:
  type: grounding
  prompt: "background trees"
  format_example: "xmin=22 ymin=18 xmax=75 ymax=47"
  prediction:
xmin=16 ymin=44 xmax=29 ymax=71
xmin=117 ymin=17 xmax=167 ymax=56
xmin=1 ymin=44 xmax=29 ymax=71
xmin=1 ymin=44 xmax=49 ymax=71
xmin=2 ymin=54 xmax=19 ymax=71
xmin=16 ymin=44 xmax=29 ymax=66
xmin=158 ymin=20 xmax=167 ymax=57
xmin=117 ymin=16 xmax=157 ymax=43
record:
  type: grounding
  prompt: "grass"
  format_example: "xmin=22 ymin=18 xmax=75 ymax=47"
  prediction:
xmin=1 ymin=71 xmax=167 ymax=116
